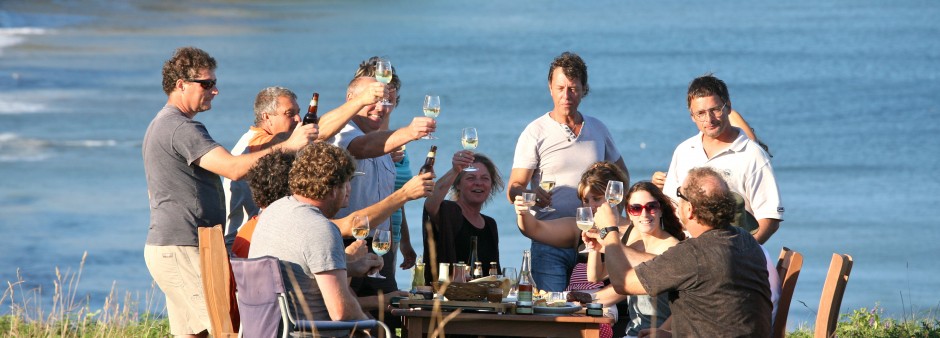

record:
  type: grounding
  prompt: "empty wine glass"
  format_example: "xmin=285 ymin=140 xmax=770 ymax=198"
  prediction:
xmin=501 ymin=267 xmax=518 ymax=298
xmin=369 ymin=229 xmax=391 ymax=279
xmin=539 ymin=173 xmax=556 ymax=212
xmin=461 ymin=128 xmax=478 ymax=172
xmin=606 ymin=180 xmax=624 ymax=208
xmin=375 ymin=59 xmax=394 ymax=106
xmin=576 ymin=207 xmax=595 ymax=253
xmin=421 ymin=94 xmax=440 ymax=139
xmin=352 ymin=215 xmax=370 ymax=241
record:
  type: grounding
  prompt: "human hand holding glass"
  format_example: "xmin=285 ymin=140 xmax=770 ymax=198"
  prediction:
xmin=369 ymin=229 xmax=391 ymax=279
xmin=606 ymin=180 xmax=624 ymax=208
xmin=576 ymin=207 xmax=595 ymax=253
xmin=351 ymin=215 xmax=370 ymax=241
xmin=461 ymin=128 xmax=478 ymax=171
xmin=375 ymin=59 xmax=394 ymax=106
xmin=421 ymin=95 xmax=440 ymax=139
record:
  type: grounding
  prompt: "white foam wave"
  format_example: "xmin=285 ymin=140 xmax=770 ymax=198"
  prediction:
xmin=0 ymin=100 xmax=46 ymax=114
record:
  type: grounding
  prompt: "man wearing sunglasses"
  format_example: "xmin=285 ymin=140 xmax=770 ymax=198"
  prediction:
xmin=586 ymin=167 xmax=772 ymax=337
xmin=657 ymin=74 xmax=783 ymax=244
xmin=142 ymin=46 xmax=317 ymax=338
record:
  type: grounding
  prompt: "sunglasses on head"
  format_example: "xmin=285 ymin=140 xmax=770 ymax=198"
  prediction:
xmin=626 ymin=201 xmax=661 ymax=216
xmin=186 ymin=78 xmax=217 ymax=90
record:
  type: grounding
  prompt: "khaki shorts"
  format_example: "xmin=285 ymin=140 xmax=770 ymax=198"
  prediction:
xmin=144 ymin=245 xmax=210 ymax=335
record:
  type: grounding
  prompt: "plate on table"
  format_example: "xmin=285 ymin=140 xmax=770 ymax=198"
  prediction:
xmin=533 ymin=302 xmax=582 ymax=315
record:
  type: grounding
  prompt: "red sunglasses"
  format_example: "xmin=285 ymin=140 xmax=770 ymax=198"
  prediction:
xmin=626 ymin=201 xmax=661 ymax=216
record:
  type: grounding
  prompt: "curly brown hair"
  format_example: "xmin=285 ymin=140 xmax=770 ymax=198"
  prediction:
xmin=547 ymin=51 xmax=589 ymax=97
xmin=161 ymin=46 xmax=216 ymax=95
xmin=686 ymin=73 xmax=730 ymax=109
xmin=247 ymin=150 xmax=295 ymax=208
xmin=289 ymin=143 xmax=356 ymax=200
xmin=683 ymin=167 xmax=736 ymax=229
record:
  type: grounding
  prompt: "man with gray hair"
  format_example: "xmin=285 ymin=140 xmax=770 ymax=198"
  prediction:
xmin=585 ymin=167 xmax=772 ymax=337
xmin=223 ymin=84 xmax=386 ymax=247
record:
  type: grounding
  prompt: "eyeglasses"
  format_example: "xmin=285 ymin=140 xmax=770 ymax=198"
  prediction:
xmin=186 ymin=78 xmax=217 ymax=90
xmin=691 ymin=102 xmax=726 ymax=122
xmin=676 ymin=187 xmax=688 ymax=201
xmin=626 ymin=201 xmax=661 ymax=216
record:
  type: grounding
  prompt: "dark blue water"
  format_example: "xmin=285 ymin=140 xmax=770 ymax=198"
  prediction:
xmin=2 ymin=0 xmax=938 ymax=329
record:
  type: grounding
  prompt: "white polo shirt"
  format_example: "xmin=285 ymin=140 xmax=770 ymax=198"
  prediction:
xmin=663 ymin=127 xmax=784 ymax=221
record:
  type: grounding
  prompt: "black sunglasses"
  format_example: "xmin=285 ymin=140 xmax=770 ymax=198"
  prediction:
xmin=676 ymin=187 xmax=688 ymax=201
xmin=187 ymin=78 xmax=217 ymax=90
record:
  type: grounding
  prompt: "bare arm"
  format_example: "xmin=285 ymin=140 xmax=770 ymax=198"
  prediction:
xmin=512 ymin=196 xmax=580 ymax=248
xmin=315 ymin=269 xmax=369 ymax=320
xmin=196 ymin=123 xmax=317 ymax=180
xmin=506 ymin=168 xmax=534 ymax=203
xmin=586 ymin=247 xmax=607 ymax=283
xmin=398 ymin=209 xmax=418 ymax=269
xmin=425 ymin=150 xmax=473 ymax=220
xmin=316 ymin=82 xmax=385 ymax=142
xmin=345 ymin=117 xmax=435 ymax=159
xmin=752 ymin=218 xmax=780 ymax=244
xmin=728 ymin=109 xmax=759 ymax=142
xmin=334 ymin=172 xmax=434 ymax=236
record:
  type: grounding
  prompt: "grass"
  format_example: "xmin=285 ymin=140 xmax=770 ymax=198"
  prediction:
xmin=2 ymin=252 xmax=939 ymax=337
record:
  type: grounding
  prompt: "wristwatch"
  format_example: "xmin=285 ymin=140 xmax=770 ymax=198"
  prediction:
xmin=598 ymin=226 xmax=619 ymax=240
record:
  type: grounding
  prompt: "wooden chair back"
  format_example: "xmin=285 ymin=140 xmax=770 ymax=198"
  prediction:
xmin=198 ymin=224 xmax=239 ymax=338
xmin=773 ymin=247 xmax=804 ymax=338
xmin=814 ymin=253 xmax=853 ymax=338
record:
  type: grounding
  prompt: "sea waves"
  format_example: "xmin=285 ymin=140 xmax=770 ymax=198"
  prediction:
xmin=0 ymin=132 xmax=126 ymax=162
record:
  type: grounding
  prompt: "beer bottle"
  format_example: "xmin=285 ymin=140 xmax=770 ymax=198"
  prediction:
xmin=487 ymin=261 xmax=499 ymax=277
xmin=472 ymin=262 xmax=483 ymax=280
xmin=302 ymin=92 xmax=319 ymax=125
xmin=468 ymin=236 xmax=479 ymax=270
xmin=418 ymin=145 xmax=437 ymax=175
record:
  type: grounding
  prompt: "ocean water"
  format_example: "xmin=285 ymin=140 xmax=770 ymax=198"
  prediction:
xmin=1 ymin=0 xmax=938 ymax=330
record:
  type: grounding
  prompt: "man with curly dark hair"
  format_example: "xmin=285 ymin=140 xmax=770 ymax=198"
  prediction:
xmin=142 ymin=46 xmax=317 ymax=337
xmin=585 ymin=167 xmax=772 ymax=337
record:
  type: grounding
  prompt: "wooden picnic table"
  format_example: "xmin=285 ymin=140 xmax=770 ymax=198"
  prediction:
xmin=391 ymin=308 xmax=613 ymax=338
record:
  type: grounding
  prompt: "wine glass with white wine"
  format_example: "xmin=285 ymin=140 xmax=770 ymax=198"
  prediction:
xmin=576 ymin=207 xmax=595 ymax=253
xmin=606 ymin=180 xmax=624 ymax=208
xmin=539 ymin=173 xmax=556 ymax=212
xmin=369 ymin=228 xmax=390 ymax=279
xmin=375 ymin=59 xmax=394 ymax=106
xmin=352 ymin=215 xmax=370 ymax=241
xmin=461 ymin=127 xmax=478 ymax=172
xmin=421 ymin=94 xmax=440 ymax=139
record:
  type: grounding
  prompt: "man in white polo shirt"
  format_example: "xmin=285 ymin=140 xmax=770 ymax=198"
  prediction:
xmin=657 ymin=74 xmax=783 ymax=244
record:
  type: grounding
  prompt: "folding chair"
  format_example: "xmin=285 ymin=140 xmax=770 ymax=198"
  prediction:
xmin=198 ymin=224 xmax=239 ymax=338
xmin=230 ymin=256 xmax=392 ymax=338
xmin=772 ymin=247 xmax=804 ymax=338
xmin=814 ymin=253 xmax=853 ymax=338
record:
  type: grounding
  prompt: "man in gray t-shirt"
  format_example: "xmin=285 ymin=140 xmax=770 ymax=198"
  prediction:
xmin=586 ymin=167 xmax=772 ymax=337
xmin=142 ymin=46 xmax=316 ymax=337
xmin=249 ymin=142 xmax=371 ymax=322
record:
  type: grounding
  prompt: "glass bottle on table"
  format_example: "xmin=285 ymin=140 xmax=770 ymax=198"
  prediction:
xmin=472 ymin=262 xmax=484 ymax=280
xmin=517 ymin=250 xmax=535 ymax=303
xmin=412 ymin=255 xmax=426 ymax=290
xmin=488 ymin=261 xmax=499 ymax=277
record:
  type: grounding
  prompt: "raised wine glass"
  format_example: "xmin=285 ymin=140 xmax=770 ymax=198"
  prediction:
xmin=461 ymin=127 xmax=478 ymax=172
xmin=375 ymin=59 xmax=394 ymax=106
xmin=576 ymin=207 xmax=595 ymax=253
xmin=421 ymin=94 xmax=440 ymax=139
xmin=539 ymin=173 xmax=556 ymax=212
xmin=369 ymin=229 xmax=391 ymax=279
xmin=606 ymin=180 xmax=624 ymax=208
xmin=351 ymin=215 xmax=370 ymax=241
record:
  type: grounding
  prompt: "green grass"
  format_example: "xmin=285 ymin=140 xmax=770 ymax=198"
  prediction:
xmin=3 ymin=253 xmax=939 ymax=337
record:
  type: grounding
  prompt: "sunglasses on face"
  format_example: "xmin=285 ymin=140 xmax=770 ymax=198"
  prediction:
xmin=186 ymin=78 xmax=217 ymax=90
xmin=626 ymin=201 xmax=661 ymax=216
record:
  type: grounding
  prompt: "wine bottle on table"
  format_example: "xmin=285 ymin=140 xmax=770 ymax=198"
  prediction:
xmin=302 ymin=92 xmax=319 ymax=125
xmin=418 ymin=145 xmax=437 ymax=175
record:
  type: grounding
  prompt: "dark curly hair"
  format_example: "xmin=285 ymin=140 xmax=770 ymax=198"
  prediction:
xmin=547 ymin=51 xmax=589 ymax=97
xmin=626 ymin=181 xmax=686 ymax=241
xmin=686 ymin=73 xmax=730 ymax=109
xmin=289 ymin=143 xmax=356 ymax=200
xmin=683 ymin=167 xmax=736 ymax=229
xmin=246 ymin=150 xmax=295 ymax=208
xmin=161 ymin=46 xmax=216 ymax=95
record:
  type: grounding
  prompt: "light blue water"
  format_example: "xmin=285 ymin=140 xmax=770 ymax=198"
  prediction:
xmin=2 ymin=0 xmax=939 ymax=329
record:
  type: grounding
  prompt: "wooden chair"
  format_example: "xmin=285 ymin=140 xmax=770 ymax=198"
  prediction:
xmin=814 ymin=253 xmax=853 ymax=338
xmin=198 ymin=224 xmax=239 ymax=338
xmin=772 ymin=247 xmax=804 ymax=338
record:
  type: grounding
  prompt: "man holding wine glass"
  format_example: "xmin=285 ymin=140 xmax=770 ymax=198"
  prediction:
xmin=507 ymin=51 xmax=629 ymax=292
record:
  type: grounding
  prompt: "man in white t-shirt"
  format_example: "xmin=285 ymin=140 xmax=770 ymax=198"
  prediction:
xmin=654 ymin=74 xmax=784 ymax=244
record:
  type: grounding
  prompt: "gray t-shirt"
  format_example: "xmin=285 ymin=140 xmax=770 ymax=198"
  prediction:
xmin=328 ymin=122 xmax=395 ymax=234
xmin=248 ymin=196 xmax=346 ymax=322
xmin=142 ymin=104 xmax=223 ymax=246
xmin=635 ymin=226 xmax=772 ymax=337
xmin=512 ymin=112 xmax=622 ymax=219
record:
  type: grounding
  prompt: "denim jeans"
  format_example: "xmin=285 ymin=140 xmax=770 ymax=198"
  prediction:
xmin=530 ymin=240 xmax=577 ymax=291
